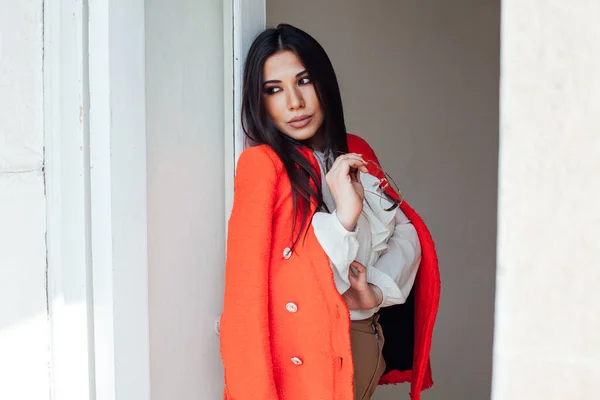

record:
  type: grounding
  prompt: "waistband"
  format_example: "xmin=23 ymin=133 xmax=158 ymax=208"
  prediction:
xmin=350 ymin=313 xmax=380 ymax=333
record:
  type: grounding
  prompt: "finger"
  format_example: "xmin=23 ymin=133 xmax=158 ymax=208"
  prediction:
xmin=339 ymin=155 xmax=366 ymax=165
xmin=349 ymin=277 xmax=363 ymax=292
xmin=331 ymin=154 xmax=366 ymax=169
xmin=329 ymin=158 xmax=367 ymax=181
xmin=352 ymin=262 xmax=367 ymax=275
xmin=344 ymin=159 xmax=369 ymax=174
xmin=350 ymin=261 xmax=366 ymax=270
xmin=348 ymin=273 xmax=358 ymax=287
xmin=356 ymin=268 xmax=366 ymax=280
xmin=338 ymin=159 xmax=368 ymax=176
xmin=335 ymin=152 xmax=363 ymax=160
xmin=348 ymin=275 xmax=357 ymax=286
xmin=343 ymin=154 xmax=370 ymax=173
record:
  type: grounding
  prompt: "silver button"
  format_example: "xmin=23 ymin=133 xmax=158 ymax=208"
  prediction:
xmin=291 ymin=357 xmax=303 ymax=366
xmin=286 ymin=302 xmax=298 ymax=313
xmin=283 ymin=247 xmax=292 ymax=259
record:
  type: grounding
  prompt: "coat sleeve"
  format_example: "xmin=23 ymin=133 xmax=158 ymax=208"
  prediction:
xmin=220 ymin=146 xmax=280 ymax=400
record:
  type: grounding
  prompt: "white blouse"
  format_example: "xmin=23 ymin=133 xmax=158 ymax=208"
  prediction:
xmin=311 ymin=151 xmax=421 ymax=320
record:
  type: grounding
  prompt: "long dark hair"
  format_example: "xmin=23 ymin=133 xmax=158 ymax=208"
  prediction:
xmin=242 ymin=23 xmax=348 ymax=249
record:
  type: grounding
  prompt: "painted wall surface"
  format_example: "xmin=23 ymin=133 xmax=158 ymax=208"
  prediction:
xmin=0 ymin=1 xmax=50 ymax=399
xmin=268 ymin=1 xmax=500 ymax=399
xmin=145 ymin=0 xmax=226 ymax=398
xmin=493 ymin=2 xmax=600 ymax=399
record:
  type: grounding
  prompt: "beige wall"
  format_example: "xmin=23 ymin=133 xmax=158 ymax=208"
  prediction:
xmin=268 ymin=1 xmax=500 ymax=399
xmin=493 ymin=1 xmax=600 ymax=399
xmin=145 ymin=0 xmax=225 ymax=398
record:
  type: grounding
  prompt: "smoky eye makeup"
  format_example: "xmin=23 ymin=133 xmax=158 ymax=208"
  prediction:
xmin=263 ymin=86 xmax=282 ymax=95
xmin=262 ymin=72 xmax=311 ymax=95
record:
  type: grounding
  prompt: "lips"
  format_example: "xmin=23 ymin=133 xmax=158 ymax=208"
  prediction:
xmin=288 ymin=115 xmax=312 ymax=129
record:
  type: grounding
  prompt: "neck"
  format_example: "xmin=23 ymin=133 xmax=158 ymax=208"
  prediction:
xmin=309 ymin=128 xmax=325 ymax=152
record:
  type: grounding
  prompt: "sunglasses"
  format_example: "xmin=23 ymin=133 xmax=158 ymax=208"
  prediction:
xmin=331 ymin=151 xmax=403 ymax=212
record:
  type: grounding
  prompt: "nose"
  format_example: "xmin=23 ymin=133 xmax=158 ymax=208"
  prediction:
xmin=287 ymin=86 xmax=305 ymax=111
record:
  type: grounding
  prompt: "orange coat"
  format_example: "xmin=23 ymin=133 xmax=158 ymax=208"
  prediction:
xmin=220 ymin=134 xmax=440 ymax=400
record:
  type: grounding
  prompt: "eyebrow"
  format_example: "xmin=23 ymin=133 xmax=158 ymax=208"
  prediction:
xmin=263 ymin=69 xmax=308 ymax=85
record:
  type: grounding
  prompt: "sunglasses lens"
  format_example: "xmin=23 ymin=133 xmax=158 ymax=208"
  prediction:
xmin=378 ymin=190 xmax=398 ymax=211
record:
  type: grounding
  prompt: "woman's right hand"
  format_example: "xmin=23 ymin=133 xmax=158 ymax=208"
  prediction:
xmin=325 ymin=153 xmax=369 ymax=231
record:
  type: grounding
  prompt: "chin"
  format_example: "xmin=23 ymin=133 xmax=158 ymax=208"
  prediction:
xmin=281 ymin=127 xmax=318 ymax=142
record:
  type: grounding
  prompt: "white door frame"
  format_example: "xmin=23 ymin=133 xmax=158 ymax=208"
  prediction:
xmin=45 ymin=0 xmax=150 ymax=399
xmin=223 ymin=0 xmax=266 ymax=221
xmin=46 ymin=0 xmax=266 ymax=398
xmin=88 ymin=0 xmax=150 ymax=399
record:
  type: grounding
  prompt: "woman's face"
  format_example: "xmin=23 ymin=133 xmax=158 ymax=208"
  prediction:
xmin=262 ymin=50 xmax=325 ymax=147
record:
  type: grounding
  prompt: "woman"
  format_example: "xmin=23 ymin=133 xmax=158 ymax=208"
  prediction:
xmin=220 ymin=24 xmax=440 ymax=400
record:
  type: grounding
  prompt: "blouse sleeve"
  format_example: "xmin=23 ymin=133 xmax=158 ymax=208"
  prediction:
xmin=219 ymin=147 xmax=280 ymax=400
xmin=311 ymin=211 xmax=359 ymax=294
xmin=367 ymin=207 xmax=422 ymax=307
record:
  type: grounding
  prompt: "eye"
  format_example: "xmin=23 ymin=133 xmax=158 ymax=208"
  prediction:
xmin=298 ymin=76 xmax=312 ymax=85
xmin=264 ymin=86 xmax=282 ymax=95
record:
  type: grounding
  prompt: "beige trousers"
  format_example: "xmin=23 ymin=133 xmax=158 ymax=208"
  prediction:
xmin=350 ymin=314 xmax=386 ymax=400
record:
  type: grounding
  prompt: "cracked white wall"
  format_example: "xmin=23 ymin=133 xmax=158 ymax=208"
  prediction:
xmin=0 ymin=0 xmax=50 ymax=399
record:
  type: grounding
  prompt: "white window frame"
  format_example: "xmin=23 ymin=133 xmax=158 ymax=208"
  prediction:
xmin=45 ymin=1 xmax=150 ymax=399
